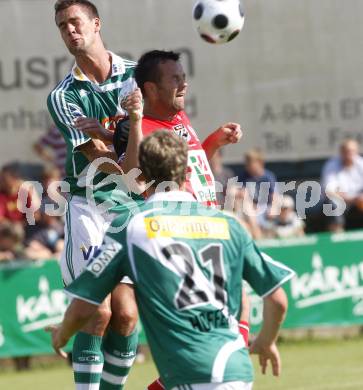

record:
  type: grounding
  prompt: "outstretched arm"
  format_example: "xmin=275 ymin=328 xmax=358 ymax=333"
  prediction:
xmin=46 ymin=298 xmax=98 ymax=358
xmin=202 ymin=122 xmax=242 ymax=160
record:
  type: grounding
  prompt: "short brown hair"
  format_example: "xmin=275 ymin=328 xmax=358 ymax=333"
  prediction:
xmin=139 ymin=130 xmax=188 ymax=187
xmin=245 ymin=148 xmax=265 ymax=163
xmin=54 ymin=0 xmax=99 ymax=18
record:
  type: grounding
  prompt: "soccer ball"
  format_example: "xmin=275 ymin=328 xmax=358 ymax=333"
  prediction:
xmin=193 ymin=0 xmax=245 ymax=44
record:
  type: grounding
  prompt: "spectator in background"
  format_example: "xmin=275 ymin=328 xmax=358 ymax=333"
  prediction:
xmin=24 ymin=206 xmax=64 ymax=260
xmin=321 ymin=138 xmax=363 ymax=232
xmin=208 ymin=149 xmax=263 ymax=239
xmin=0 ymin=164 xmax=34 ymax=225
xmin=261 ymin=195 xmax=305 ymax=239
xmin=239 ymin=148 xmax=278 ymax=218
xmin=0 ymin=221 xmax=25 ymax=262
xmin=24 ymin=169 xmax=64 ymax=260
xmin=209 ymin=148 xmax=235 ymax=206
xmin=33 ymin=124 xmax=67 ymax=178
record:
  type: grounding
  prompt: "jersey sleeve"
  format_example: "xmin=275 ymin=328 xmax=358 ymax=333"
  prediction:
xmin=65 ymin=233 xmax=128 ymax=305
xmin=47 ymin=87 xmax=91 ymax=151
xmin=242 ymin=237 xmax=295 ymax=298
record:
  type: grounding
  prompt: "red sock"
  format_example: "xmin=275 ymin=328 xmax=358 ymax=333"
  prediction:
xmin=147 ymin=378 xmax=165 ymax=390
xmin=238 ymin=320 xmax=250 ymax=346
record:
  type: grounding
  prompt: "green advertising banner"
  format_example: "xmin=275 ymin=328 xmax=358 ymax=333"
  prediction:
xmin=250 ymin=230 xmax=363 ymax=333
xmin=0 ymin=260 xmax=69 ymax=358
xmin=1 ymin=230 xmax=363 ymax=358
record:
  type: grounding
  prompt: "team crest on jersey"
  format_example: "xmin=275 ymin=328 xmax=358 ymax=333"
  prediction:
xmin=173 ymin=124 xmax=191 ymax=142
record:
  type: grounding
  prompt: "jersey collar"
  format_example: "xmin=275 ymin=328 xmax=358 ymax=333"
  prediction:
xmin=72 ymin=51 xmax=126 ymax=82
xmin=146 ymin=190 xmax=197 ymax=203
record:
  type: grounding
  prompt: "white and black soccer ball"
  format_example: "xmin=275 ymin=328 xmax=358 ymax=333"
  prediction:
xmin=193 ymin=0 xmax=244 ymax=44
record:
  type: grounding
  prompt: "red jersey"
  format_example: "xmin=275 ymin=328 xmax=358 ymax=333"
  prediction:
xmin=0 ymin=192 xmax=30 ymax=223
xmin=142 ymin=111 xmax=217 ymax=207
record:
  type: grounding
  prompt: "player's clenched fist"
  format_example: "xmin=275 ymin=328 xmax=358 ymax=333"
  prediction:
xmin=123 ymin=88 xmax=143 ymax=121
xmin=214 ymin=122 xmax=243 ymax=146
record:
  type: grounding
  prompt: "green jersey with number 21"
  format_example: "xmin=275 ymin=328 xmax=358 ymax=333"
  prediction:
xmin=66 ymin=191 xmax=294 ymax=390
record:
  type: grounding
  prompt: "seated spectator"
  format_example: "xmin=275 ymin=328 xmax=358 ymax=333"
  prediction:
xmin=260 ymin=195 xmax=305 ymax=239
xmin=321 ymin=138 xmax=363 ymax=232
xmin=239 ymin=148 xmax=279 ymax=218
xmin=209 ymin=148 xmax=236 ymax=207
xmin=25 ymin=178 xmax=64 ymax=260
xmin=0 ymin=163 xmax=39 ymax=225
xmin=233 ymin=187 xmax=263 ymax=240
xmin=0 ymin=221 xmax=25 ymax=261
xmin=33 ymin=124 xmax=67 ymax=178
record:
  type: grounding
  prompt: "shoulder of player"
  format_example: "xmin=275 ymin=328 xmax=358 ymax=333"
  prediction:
xmin=47 ymin=72 xmax=78 ymax=107
xmin=112 ymin=54 xmax=136 ymax=78
xmin=220 ymin=210 xmax=251 ymax=237
xmin=123 ymin=58 xmax=137 ymax=69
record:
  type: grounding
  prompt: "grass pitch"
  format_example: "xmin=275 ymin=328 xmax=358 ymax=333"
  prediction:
xmin=1 ymin=338 xmax=362 ymax=389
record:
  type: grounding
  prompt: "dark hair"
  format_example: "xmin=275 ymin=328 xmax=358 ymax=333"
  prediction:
xmin=1 ymin=163 xmax=22 ymax=179
xmin=134 ymin=50 xmax=180 ymax=94
xmin=139 ymin=130 xmax=188 ymax=187
xmin=0 ymin=222 xmax=24 ymax=243
xmin=54 ymin=0 xmax=99 ymax=18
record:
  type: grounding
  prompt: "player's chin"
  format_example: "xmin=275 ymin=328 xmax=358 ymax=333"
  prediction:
xmin=174 ymin=98 xmax=185 ymax=111
xmin=68 ymin=44 xmax=86 ymax=56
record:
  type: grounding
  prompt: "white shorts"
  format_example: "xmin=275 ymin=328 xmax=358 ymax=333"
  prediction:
xmin=172 ymin=382 xmax=253 ymax=390
xmin=61 ymin=195 xmax=132 ymax=286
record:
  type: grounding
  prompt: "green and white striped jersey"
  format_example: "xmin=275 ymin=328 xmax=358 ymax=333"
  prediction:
xmin=66 ymin=191 xmax=295 ymax=390
xmin=47 ymin=52 xmax=137 ymax=207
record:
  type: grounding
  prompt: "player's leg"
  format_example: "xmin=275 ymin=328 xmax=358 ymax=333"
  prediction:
xmin=99 ymin=282 xmax=139 ymax=390
xmin=61 ymin=196 xmax=113 ymax=389
xmin=72 ymin=298 xmax=112 ymax=389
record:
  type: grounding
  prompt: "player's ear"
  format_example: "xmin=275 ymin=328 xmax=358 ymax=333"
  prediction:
xmin=94 ymin=17 xmax=101 ymax=33
xmin=144 ymin=82 xmax=158 ymax=101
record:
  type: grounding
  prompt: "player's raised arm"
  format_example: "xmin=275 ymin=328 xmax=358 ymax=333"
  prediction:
xmin=118 ymin=88 xmax=144 ymax=173
xmin=202 ymin=122 xmax=243 ymax=160
xmin=47 ymin=93 xmax=123 ymax=175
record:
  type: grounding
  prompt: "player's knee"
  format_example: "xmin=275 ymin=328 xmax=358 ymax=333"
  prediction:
xmin=81 ymin=305 xmax=112 ymax=336
xmin=111 ymin=304 xmax=138 ymax=336
xmin=96 ymin=306 xmax=113 ymax=324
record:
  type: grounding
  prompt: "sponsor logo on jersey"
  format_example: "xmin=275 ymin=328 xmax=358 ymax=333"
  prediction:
xmin=144 ymin=216 xmax=230 ymax=240
xmin=188 ymin=153 xmax=214 ymax=187
xmin=173 ymin=124 xmax=191 ymax=142
xmin=81 ymin=245 xmax=102 ymax=261
xmin=86 ymin=238 xmax=123 ymax=277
